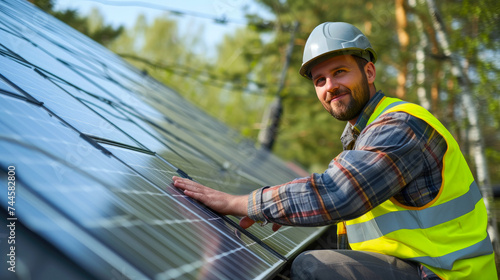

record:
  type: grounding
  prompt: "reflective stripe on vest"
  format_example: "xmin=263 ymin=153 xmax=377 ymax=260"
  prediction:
xmin=346 ymin=181 xmax=482 ymax=244
xmin=345 ymin=96 xmax=496 ymax=279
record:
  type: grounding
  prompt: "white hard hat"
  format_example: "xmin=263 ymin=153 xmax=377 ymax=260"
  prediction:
xmin=300 ymin=22 xmax=377 ymax=79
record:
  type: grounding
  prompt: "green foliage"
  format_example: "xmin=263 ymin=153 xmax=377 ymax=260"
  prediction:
xmin=437 ymin=0 xmax=500 ymax=182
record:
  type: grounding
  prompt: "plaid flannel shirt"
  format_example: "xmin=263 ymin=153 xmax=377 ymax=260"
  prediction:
xmin=248 ymin=91 xmax=447 ymax=228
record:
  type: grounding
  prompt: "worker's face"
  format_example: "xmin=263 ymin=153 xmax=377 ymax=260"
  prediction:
xmin=311 ymin=55 xmax=375 ymax=122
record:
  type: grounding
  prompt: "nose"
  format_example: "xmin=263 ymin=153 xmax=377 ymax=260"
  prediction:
xmin=324 ymin=77 xmax=339 ymax=93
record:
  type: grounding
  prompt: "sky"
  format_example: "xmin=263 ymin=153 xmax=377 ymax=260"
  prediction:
xmin=53 ymin=0 xmax=274 ymax=56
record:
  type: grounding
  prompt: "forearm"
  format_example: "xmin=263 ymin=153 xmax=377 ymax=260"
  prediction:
xmin=227 ymin=194 xmax=249 ymax=217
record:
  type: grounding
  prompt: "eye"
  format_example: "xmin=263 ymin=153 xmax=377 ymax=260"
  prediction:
xmin=314 ymin=77 xmax=326 ymax=87
xmin=334 ymin=69 xmax=346 ymax=76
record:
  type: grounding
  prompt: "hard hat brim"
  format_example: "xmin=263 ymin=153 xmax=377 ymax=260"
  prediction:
xmin=299 ymin=48 xmax=376 ymax=80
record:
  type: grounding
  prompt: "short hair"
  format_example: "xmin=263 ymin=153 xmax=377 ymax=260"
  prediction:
xmin=352 ymin=55 xmax=369 ymax=72
xmin=352 ymin=55 xmax=376 ymax=90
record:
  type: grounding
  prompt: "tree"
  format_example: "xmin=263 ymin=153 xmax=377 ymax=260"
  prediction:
xmin=422 ymin=0 xmax=500 ymax=256
xmin=395 ymin=0 xmax=410 ymax=99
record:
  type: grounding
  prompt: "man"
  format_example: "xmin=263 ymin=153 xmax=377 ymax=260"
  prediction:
xmin=173 ymin=22 xmax=496 ymax=279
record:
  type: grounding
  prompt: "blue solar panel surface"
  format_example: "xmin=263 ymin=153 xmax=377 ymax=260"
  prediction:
xmin=0 ymin=1 xmax=326 ymax=279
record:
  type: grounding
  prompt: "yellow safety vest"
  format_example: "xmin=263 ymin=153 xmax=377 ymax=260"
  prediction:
xmin=342 ymin=96 xmax=497 ymax=279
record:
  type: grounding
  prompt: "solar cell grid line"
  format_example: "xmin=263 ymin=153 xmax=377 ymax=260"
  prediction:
xmin=0 ymin=141 xmax=156 ymax=279
xmin=228 ymin=217 xmax=298 ymax=252
xmin=108 ymin=71 xmax=186 ymax=108
xmin=0 ymin=9 xmax=31 ymax=39
xmin=106 ymin=103 xmax=207 ymax=168
xmin=0 ymin=145 xmax=136 ymax=225
xmin=2 ymin=0 xmax=292 ymax=208
xmin=0 ymin=19 xmax=92 ymax=76
xmin=108 ymin=106 xmax=241 ymax=180
xmin=245 ymin=150 xmax=306 ymax=185
xmin=0 ymin=74 xmax=42 ymax=105
xmin=225 ymin=211 xmax=328 ymax=259
xmin=0 ymin=115 xmax=286 ymax=278
xmin=32 ymin=64 xmax=121 ymax=106
xmin=0 ymin=26 xmax=76 ymax=81
xmin=71 ymin=65 xmax=168 ymax=117
xmin=87 ymin=87 xmax=302 ymax=191
xmin=104 ymin=195 xmax=252 ymax=270
xmin=0 ymin=58 xmax=149 ymax=150
xmin=131 ymin=89 xmax=229 ymax=136
xmin=120 ymin=216 xmax=265 ymax=279
xmin=0 ymin=96 xmax=198 ymax=221
xmin=3 ymin=1 xmax=141 ymax=87
xmin=0 ymin=1 xmax=116 ymax=72
xmin=141 ymin=119 xmax=241 ymax=170
xmin=102 ymin=143 xmax=257 ymax=199
xmin=99 ymin=223 xmax=200 ymax=272
xmin=0 ymin=92 xmax=288 ymax=262
xmin=110 ymin=76 xmax=246 ymax=146
xmin=0 ymin=63 xmax=44 ymax=106
xmin=72 ymin=93 xmax=188 ymax=162
xmin=0 ymin=40 xmax=31 ymax=65
xmin=99 ymin=144 xmax=245 ymax=233
xmin=73 ymin=162 xmax=262 ymax=274
xmin=114 ymin=103 xmax=220 ymax=165
xmin=0 ymin=75 xmax=19 ymax=93
xmin=100 ymin=143 xmax=322 ymax=260
xmin=0 ymin=28 xmax=136 ymax=109
xmin=128 ymin=104 xmax=302 ymax=187
xmin=0 ymin=144 xmax=282 ymax=280
xmin=0 ymin=171 xmax=150 ymax=280
xmin=98 ymin=144 xmax=292 ymax=262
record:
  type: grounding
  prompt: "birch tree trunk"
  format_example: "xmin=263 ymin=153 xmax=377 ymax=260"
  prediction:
xmin=425 ymin=0 xmax=499 ymax=254
xmin=408 ymin=0 xmax=431 ymax=110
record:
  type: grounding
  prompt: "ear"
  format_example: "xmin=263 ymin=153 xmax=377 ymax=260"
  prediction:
xmin=364 ymin=62 xmax=376 ymax=84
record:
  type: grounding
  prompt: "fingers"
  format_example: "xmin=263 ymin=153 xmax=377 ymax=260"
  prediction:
xmin=172 ymin=176 xmax=232 ymax=215
xmin=239 ymin=216 xmax=282 ymax=232
xmin=272 ymin=223 xmax=282 ymax=232
xmin=172 ymin=176 xmax=202 ymax=193
xmin=239 ymin=216 xmax=255 ymax=229
xmin=172 ymin=177 xmax=206 ymax=204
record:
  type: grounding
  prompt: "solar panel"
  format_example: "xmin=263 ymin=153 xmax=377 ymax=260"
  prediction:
xmin=0 ymin=1 xmax=327 ymax=279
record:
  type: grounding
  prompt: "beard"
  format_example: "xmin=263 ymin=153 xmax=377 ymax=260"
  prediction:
xmin=328 ymin=74 xmax=371 ymax=121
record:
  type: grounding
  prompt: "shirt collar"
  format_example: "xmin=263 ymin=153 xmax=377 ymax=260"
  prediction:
xmin=340 ymin=90 xmax=385 ymax=150
xmin=352 ymin=90 xmax=385 ymax=134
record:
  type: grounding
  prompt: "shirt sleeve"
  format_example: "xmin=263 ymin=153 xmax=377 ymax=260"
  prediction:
xmin=247 ymin=112 xmax=427 ymax=226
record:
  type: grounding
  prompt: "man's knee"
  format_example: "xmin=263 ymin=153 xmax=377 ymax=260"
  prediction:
xmin=291 ymin=251 xmax=322 ymax=279
xmin=290 ymin=249 xmax=421 ymax=280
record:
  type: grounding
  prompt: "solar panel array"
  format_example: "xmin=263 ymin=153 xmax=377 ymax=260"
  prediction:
xmin=0 ymin=1 xmax=325 ymax=279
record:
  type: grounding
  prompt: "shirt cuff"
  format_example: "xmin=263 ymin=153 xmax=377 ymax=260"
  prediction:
xmin=247 ymin=186 xmax=269 ymax=223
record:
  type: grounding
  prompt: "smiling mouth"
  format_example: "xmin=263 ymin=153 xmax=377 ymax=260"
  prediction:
xmin=328 ymin=92 xmax=348 ymax=103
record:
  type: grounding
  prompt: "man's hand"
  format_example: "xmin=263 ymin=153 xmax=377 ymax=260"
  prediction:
xmin=172 ymin=176 xmax=282 ymax=232
xmin=172 ymin=176 xmax=248 ymax=216
xmin=239 ymin=216 xmax=282 ymax=232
